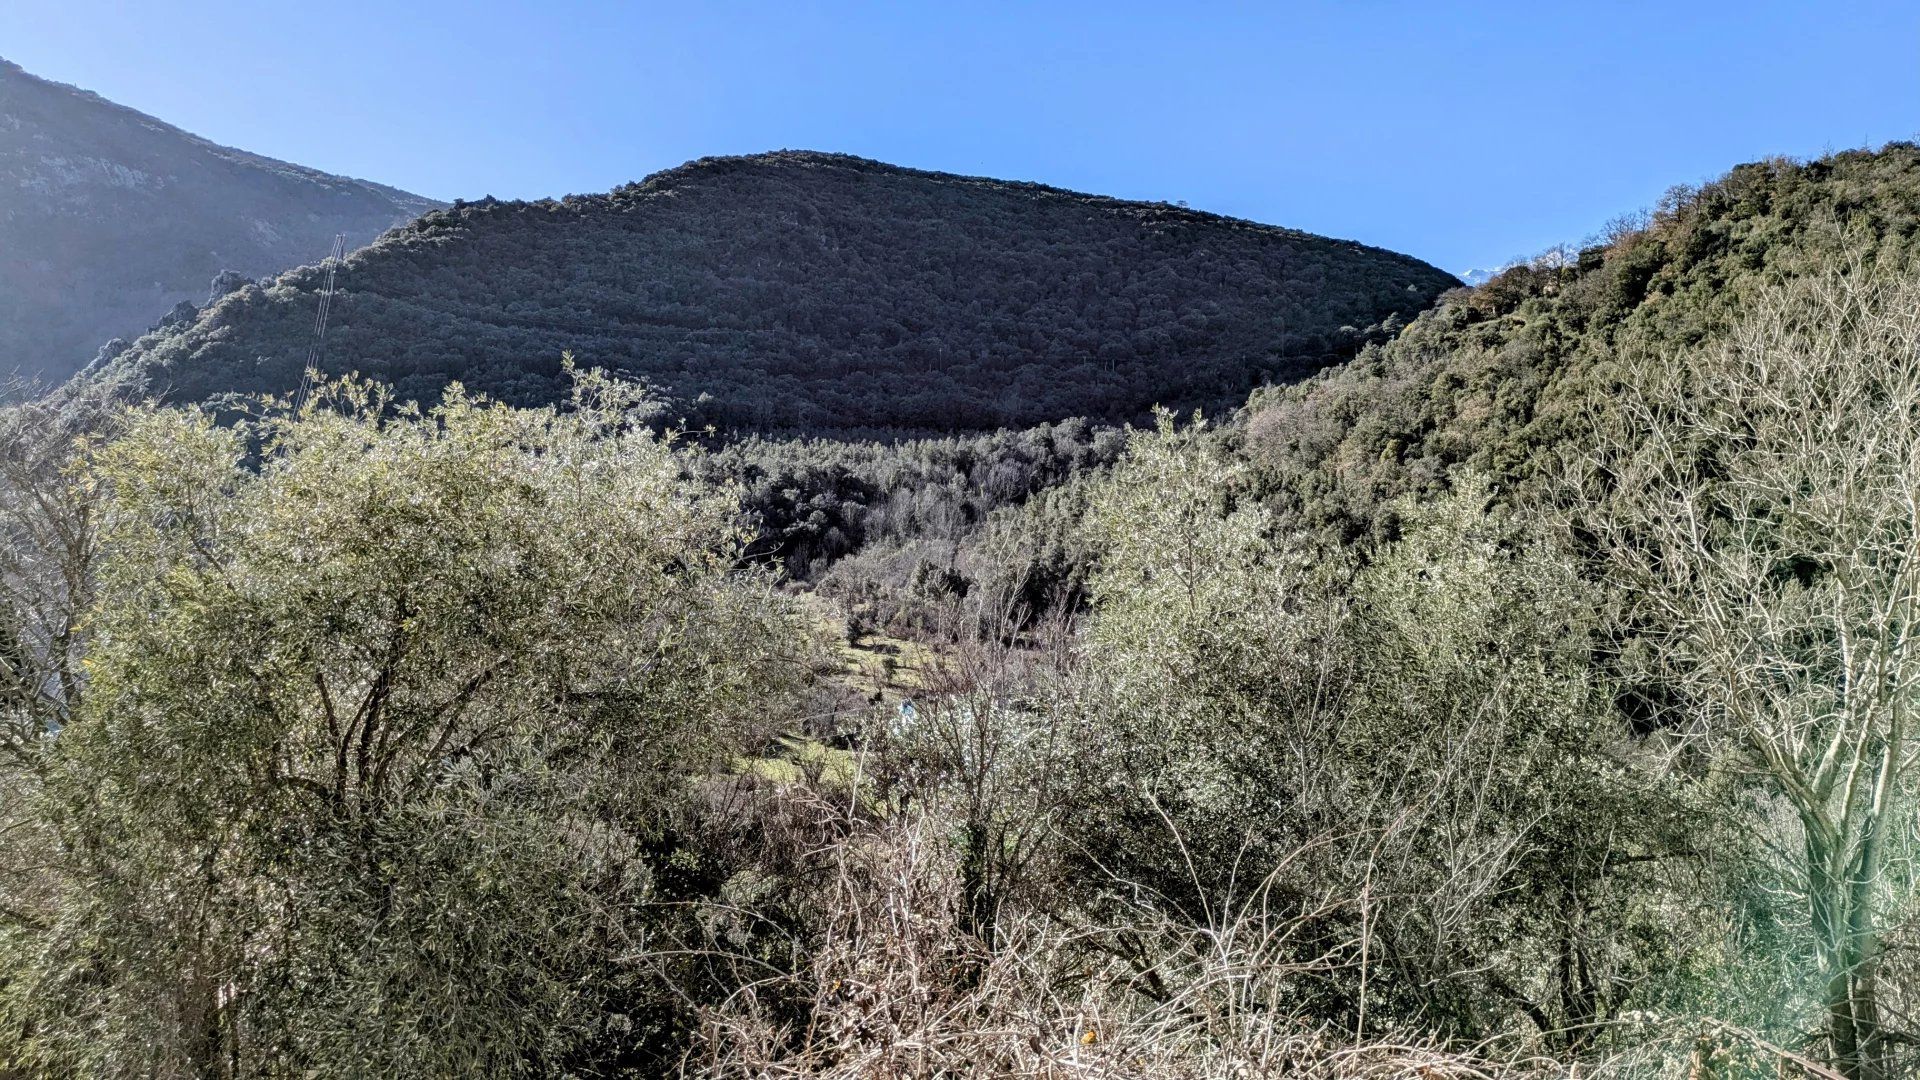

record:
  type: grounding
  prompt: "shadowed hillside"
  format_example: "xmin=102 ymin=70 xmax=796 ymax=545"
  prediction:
xmin=98 ymin=151 xmax=1457 ymax=435
xmin=0 ymin=58 xmax=441 ymax=383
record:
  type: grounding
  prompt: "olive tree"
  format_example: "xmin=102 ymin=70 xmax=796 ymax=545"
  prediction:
xmin=0 ymin=375 xmax=800 ymax=1077
xmin=0 ymin=379 xmax=118 ymax=748
xmin=1342 ymin=482 xmax=1695 ymax=1049
xmin=1076 ymin=413 xmax=1356 ymax=904
xmin=0 ymin=379 xmax=125 ymax=1018
xmin=1074 ymin=416 xmax=1689 ymax=1049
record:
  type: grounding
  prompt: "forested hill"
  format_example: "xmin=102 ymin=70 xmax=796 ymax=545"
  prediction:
xmin=0 ymin=58 xmax=442 ymax=384
xmin=96 ymin=151 xmax=1458 ymax=434
xmin=1239 ymin=142 xmax=1920 ymax=543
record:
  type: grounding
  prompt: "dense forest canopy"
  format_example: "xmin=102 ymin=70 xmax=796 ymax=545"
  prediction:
xmin=709 ymin=146 xmax=1920 ymax=636
xmin=1239 ymin=143 xmax=1920 ymax=544
xmin=94 ymin=150 xmax=1457 ymax=435
xmin=0 ymin=58 xmax=440 ymax=384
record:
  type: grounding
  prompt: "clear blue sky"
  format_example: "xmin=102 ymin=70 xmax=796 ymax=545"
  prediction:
xmin=6 ymin=1 xmax=1916 ymax=274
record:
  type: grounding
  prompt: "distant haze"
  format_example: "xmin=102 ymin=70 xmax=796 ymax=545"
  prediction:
xmin=0 ymin=59 xmax=439 ymax=383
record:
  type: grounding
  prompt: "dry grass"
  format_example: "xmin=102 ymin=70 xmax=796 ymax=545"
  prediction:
xmin=688 ymin=805 xmax=1565 ymax=1080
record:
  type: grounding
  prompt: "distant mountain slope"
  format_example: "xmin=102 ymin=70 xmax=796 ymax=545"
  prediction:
xmin=100 ymin=151 xmax=1457 ymax=434
xmin=1241 ymin=142 xmax=1920 ymax=543
xmin=0 ymin=58 xmax=441 ymax=383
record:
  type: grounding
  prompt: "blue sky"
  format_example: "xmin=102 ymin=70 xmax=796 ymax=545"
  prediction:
xmin=6 ymin=2 xmax=1916 ymax=274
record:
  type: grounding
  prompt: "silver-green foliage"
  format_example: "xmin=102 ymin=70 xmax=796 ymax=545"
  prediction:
xmin=0 ymin=376 xmax=798 ymax=1076
xmin=1073 ymin=415 xmax=1688 ymax=1047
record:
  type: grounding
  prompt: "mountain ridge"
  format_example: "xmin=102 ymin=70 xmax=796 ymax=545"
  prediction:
xmin=0 ymin=57 xmax=442 ymax=383
xmin=98 ymin=149 xmax=1458 ymax=435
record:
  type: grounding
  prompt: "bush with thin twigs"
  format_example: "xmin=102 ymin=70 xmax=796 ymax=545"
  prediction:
xmin=694 ymin=793 xmax=1573 ymax=1080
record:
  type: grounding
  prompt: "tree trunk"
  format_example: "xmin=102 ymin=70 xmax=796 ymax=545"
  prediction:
xmin=1848 ymin=955 xmax=1886 ymax=1080
xmin=1826 ymin=968 xmax=1862 ymax=1079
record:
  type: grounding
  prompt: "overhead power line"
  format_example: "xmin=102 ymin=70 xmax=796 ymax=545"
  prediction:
xmin=297 ymin=233 xmax=347 ymax=408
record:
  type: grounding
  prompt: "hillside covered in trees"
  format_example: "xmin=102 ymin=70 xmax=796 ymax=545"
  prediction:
xmin=11 ymin=132 xmax=1920 ymax=1078
xmin=706 ymin=147 xmax=1920 ymax=634
xmin=1238 ymin=143 xmax=1920 ymax=543
xmin=0 ymin=58 xmax=440 ymax=384
xmin=95 ymin=151 xmax=1457 ymax=434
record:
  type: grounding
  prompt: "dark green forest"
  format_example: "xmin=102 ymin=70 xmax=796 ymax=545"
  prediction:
xmin=8 ymin=145 xmax=1920 ymax=1079
xmin=95 ymin=151 xmax=1455 ymax=434
xmin=1238 ymin=142 xmax=1920 ymax=545
xmin=713 ymin=145 xmax=1920 ymax=635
